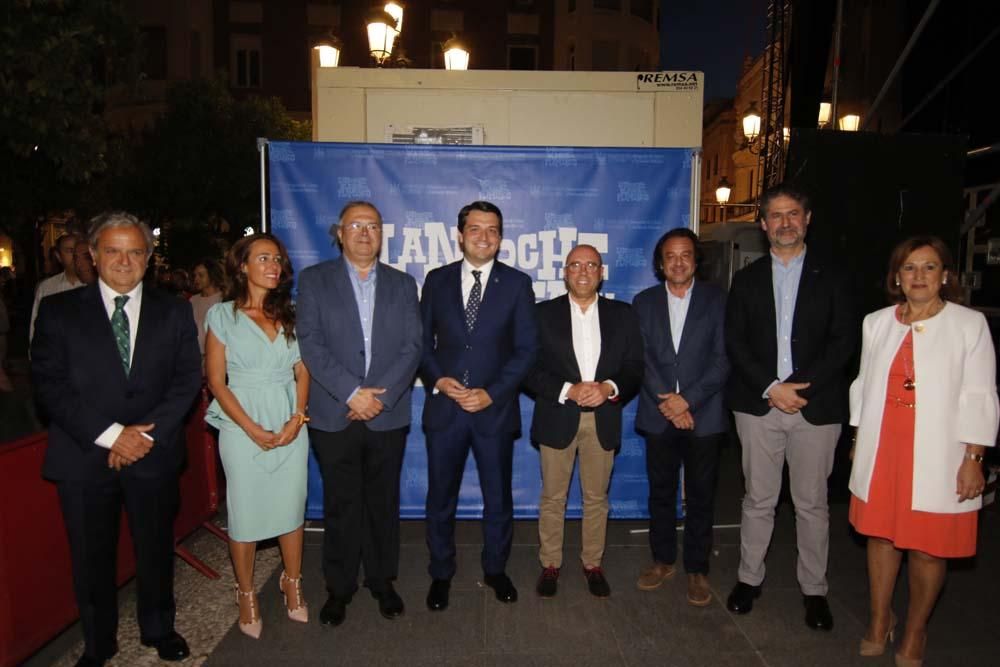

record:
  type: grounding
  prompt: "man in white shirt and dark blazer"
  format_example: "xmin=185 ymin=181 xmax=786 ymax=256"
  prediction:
xmin=32 ymin=212 xmax=201 ymax=666
xmin=523 ymin=244 xmax=643 ymax=599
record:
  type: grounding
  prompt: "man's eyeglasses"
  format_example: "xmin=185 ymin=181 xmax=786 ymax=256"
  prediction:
xmin=344 ymin=221 xmax=382 ymax=233
xmin=566 ymin=261 xmax=602 ymax=273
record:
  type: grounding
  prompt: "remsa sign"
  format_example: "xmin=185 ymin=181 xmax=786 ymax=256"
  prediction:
xmin=635 ymin=71 xmax=701 ymax=92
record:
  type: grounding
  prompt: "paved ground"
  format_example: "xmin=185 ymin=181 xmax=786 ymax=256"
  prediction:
xmin=24 ymin=442 xmax=1000 ymax=666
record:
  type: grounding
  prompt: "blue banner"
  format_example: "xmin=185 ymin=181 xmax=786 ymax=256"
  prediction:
xmin=268 ymin=141 xmax=693 ymax=519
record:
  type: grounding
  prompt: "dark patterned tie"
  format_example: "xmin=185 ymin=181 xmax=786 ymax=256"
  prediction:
xmin=112 ymin=295 xmax=131 ymax=374
xmin=462 ymin=270 xmax=482 ymax=386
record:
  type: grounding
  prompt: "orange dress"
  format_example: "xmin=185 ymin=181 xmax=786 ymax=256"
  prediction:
xmin=849 ymin=330 xmax=978 ymax=557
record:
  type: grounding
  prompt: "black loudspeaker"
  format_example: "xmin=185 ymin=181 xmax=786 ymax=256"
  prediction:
xmin=784 ymin=129 xmax=967 ymax=317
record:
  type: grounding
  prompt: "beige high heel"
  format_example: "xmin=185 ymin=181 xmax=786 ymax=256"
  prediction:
xmin=279 ymin=571 xmax=309 ymax=623
xmin=894 ymin=631 xmax=926 ymax=666
xmin=234 ymin=585 xmax=262 ymax=639
xmin=859 ymin=612 xmax=896 ymax=656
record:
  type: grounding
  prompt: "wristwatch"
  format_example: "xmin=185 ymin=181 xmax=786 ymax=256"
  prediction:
xmin=965 ymin=452 xmax=985 ymax=463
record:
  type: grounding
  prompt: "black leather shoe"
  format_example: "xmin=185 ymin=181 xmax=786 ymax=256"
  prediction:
xmin=371 ymin=584 xmax=405 ymax=619
xmin=726 ymin=582 xmax=761 ymax=614
xmin=536 ymin=566 xmax=560 ymax=598
xmin=484 ymin=572 xmax=518 ymax=603
xmin=74 ymin=641 xmax=118 ymax=667
xmin=140 ymin=631 xmax=189 ymax=661
xmin=319 ymin=595 xmax=348 ymax=626
xmin=583 ymin=566 xmax=611 ymax=598
xmin=804 ymin=594 xmax=834 ymax=631
xmin=426 ymin=578 xmax=451 ymax=611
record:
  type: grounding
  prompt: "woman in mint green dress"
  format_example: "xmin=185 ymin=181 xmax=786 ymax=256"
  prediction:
xmin=205 ymin=233 xmax=310 ymax=639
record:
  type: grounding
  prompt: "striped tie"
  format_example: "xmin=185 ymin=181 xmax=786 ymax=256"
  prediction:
xmin=112 ymin=295 xmax=131 ymax=374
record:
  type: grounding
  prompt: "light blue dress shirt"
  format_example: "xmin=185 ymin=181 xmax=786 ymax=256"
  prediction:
xmin=771 ymin=249 xmax=805 ymax=382
xmin=346 ymin=261 xmax=377 ymax=393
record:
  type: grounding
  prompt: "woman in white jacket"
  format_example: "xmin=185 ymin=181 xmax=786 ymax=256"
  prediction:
xmin=849 ymin=236 xmax=997 ymax=666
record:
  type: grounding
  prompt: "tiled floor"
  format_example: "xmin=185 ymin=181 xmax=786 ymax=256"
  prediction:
xmin=25 ymin=442 xmax=1000 ymax=666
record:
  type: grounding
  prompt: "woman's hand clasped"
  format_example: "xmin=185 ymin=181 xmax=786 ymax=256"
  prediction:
xmin=956 ymin=459 xmax=986 ymax=502
xmin=247 ymin=423 xmax=280 ymax=451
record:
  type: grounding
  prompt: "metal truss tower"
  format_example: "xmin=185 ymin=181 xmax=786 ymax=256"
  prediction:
xmin=756 ymin=0 xmax=792 ymax=194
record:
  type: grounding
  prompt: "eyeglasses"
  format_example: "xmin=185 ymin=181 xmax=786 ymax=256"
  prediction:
xmin=566 ymin=260 xmax=602 ymax=273
xmin=344 ymin=221 xmax=382 ymax=233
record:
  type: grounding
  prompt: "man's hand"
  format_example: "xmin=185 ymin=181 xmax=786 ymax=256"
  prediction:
xmin=347 ymin=387 xmax=387 ymax=421
xmin=570 ymin=381 xmax=613 ymax=408
xmin=767 ymin=382 xmax=810 ymax=414
xmin=110 ymin=423 xmax=155 ymax=464
xmin=107 ymin=451 xmax=130 ymax=471
xmin=435 ymin=377 xmax=469 ymax=402
xmin=274 ymin=417 xmax=304 ymax=446
xmin=656 ymin=393 xmax=690 ymax=419
xmin=669 ymin=411 xmax=695 ymax=430
xmin=457 ymin=388 xmax=493 ymax=413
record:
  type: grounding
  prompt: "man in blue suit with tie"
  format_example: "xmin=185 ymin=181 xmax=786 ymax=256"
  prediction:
xmin=632 ymin=228 xmax=729 ymax=607
xmin=420 ymin=201 xmax=539 ymax=610
xmin=297 ymin=201 xmax=422 ymax=626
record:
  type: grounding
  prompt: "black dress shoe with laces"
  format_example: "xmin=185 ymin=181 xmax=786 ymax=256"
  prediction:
xmin=804 ymin=594 xmax=834 ymax=630
xmin=140 ymin=631 xmax=190 ymax=661
xmin=536 ymin=566 xmax=560 ymax=598
xmin=483 ymin=572 xmax=518 ymax=603
xmin=726 ymin=582 xmax=761 ymax=614
xmin=319 ymin=595 xmax=348 ymax=626
xmin=371 ymin=584 xmax=405 ymax=619
xmin=583 ymin=566 xmax=611 ymax=598
xmin=426 ymin=578 xmax=451 ymax=611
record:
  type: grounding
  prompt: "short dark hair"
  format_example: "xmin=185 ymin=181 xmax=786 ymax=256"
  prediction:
xmin=885 ymin=235 xmax=962 ymax=304
xmin=457 ymin=201 xmax=503 ymax=235
xmin=194 ymin=257 xmax=226 ymax=291
xmin=758 ymin=182 xmax=811 ymax=221
xmin=652 ymin=227 xmax=701 ymax=282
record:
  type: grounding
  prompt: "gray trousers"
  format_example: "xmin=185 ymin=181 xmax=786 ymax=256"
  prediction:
xmin=733 ymin=409 xmax=840 ymax=595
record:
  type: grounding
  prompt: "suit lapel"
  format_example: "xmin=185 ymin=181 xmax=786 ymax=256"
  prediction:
xmin=759 ymin=258 xmax=778 ymax=342
xmin=792 ymin=252 xmax=819 ymax=334
xmin=593 ymin=296 xmax=613 ymax=380
xmin=675 ymin=282 xmax=705 ymax=357
xmin=556 ymin=295 xmax=583 ymax=380
xmin=333 ymin=258 xmax=366 ymax=345
xmin=128 ymin=288 xmax=160 ymax=383
xmin=81 ymin=284 xmax=131 ymax=385
xmin=649 ymin=286 xmax=676 ymax=361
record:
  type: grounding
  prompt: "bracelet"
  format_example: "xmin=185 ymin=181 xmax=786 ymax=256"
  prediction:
xmin=964 ymin=451 xmax=985 ymax=464
xmin=294 ymin=412 xmax=310 ymax=427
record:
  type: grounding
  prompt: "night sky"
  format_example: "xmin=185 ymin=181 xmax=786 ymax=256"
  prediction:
xmin=660 ymin=0 xmax=769 ymax=101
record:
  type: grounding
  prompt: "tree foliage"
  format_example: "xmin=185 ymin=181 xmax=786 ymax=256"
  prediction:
xmin=0 ymin=0 xmax=140 ymax=226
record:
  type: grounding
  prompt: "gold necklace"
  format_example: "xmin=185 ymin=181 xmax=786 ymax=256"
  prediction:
xmin=901 ymin=346 xmax=915 ymax=391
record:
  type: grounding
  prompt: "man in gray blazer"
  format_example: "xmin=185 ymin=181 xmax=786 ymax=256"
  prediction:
xmin=632 ymin=228 xmax=728 ymax=607
xmin=297 ymin=201 xmax=422 ymax=627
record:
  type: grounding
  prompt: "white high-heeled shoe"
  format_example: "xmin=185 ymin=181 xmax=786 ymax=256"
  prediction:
xmin=234 ymin=585 xmax=262 ymax=639
xmin=279 ymin=571 xmax=309 ymax=623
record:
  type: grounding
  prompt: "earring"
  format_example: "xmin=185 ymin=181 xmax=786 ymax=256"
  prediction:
xmin=895 ymin=279 xmax=900 ymax=286
xmin=942 ymin=277 xmax=948 ymax=285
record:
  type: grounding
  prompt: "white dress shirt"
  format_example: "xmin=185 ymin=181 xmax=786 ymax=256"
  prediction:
xmin=29 ymin=270 xmax=82 ymax=341
xmin=461 ymin=258 xmax=494 ymax=307
xmin=95 ymin=279 xmax=147 ymax=450
xmin=558 ymin=297 xmax=619 ymax=404
xmin=666 ymin=279 xmax=694 ymax=392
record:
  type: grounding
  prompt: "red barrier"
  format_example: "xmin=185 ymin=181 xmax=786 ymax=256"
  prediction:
xmin=0 ymin=388 xmax=223 ymax=667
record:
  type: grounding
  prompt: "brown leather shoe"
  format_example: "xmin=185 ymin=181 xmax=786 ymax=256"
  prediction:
xmin=686 ymin=573 xmax=712 ymax=607
xmin=636 ymin=562 xmax=675 ymax=591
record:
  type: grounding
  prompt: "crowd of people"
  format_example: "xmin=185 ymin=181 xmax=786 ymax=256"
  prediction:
xmin=25 ymin=181 xmax=997 ymax=667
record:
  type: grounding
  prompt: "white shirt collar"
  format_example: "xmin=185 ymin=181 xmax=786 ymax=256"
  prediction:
xmin=462 ymin=257 xmax=494 ymax=282
xmin=98 ymin=278 xmax=143 ymax=309
xmin=665 ymin=278 xmax=695 ymax=301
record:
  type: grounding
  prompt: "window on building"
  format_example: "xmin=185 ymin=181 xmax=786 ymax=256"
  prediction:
xmin=508 ymin=45 xmax=538 ymax=70
xmin=140 ymin=26 xmax=168 ymax=80
xmin=231 ymin=34 xmax=262 ymax=88
xmin=631 ymin=0 xmax=653 ymax=22
xmin=593 ymin=0 xmax=621 ymax=11
xmin=749 ymin=170 xmax=754 ymax=197
xmin=713 ymin=155 xmax=718 ymax=176
xmin=591 ymin=40 xmax=618 ymax=71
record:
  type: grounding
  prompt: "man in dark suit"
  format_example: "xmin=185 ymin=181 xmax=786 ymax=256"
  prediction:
xmin=632 ymin=228 xmax=729 ymax=607
xmin=32 ymin=212 xmax=201 ymax=666
xmin=724 ymin=183 xmax=856 ymax=630
xmin=420 ymin=200 xmax=538 ymax=610
xmin=523 ymin=244 xmax=642 ymax=598
xmin=297 ymin=201 xmax=422 ymax=626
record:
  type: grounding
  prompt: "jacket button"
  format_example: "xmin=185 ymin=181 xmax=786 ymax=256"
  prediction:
xmin=465 ymin=345 xmax=471 ymax=350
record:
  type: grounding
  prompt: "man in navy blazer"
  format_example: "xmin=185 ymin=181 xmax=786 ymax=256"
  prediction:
xmin=297 ymin=201 xmax=422 ymax=626
xmin=32 ymin=213 xmax=201 ymax=666
xmin=420 ymin=201 xmax=538 ymax=610
xmin=633 ymin=228 xmax=729 ymax=607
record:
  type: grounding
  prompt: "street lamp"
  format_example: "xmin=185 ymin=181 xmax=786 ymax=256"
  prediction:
xmin=742 ymin=102 xmax=761 ymax=145
xmin=443 ymin=37 xmax=470 ymax=70
xmin=314 ymin=35 xmax=343 ymax=68
xmin=715 ymin=176 xmax=732 ymax=223
xmin=384 ymin=2 xmax=405 ymax=34
xmin=366 ymin=8 xmax=399 ymax=66
xmin=818 ymin=102 xmax=831 ymax=128
xmin=838 ymin=114 xmax=861 ymax=132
